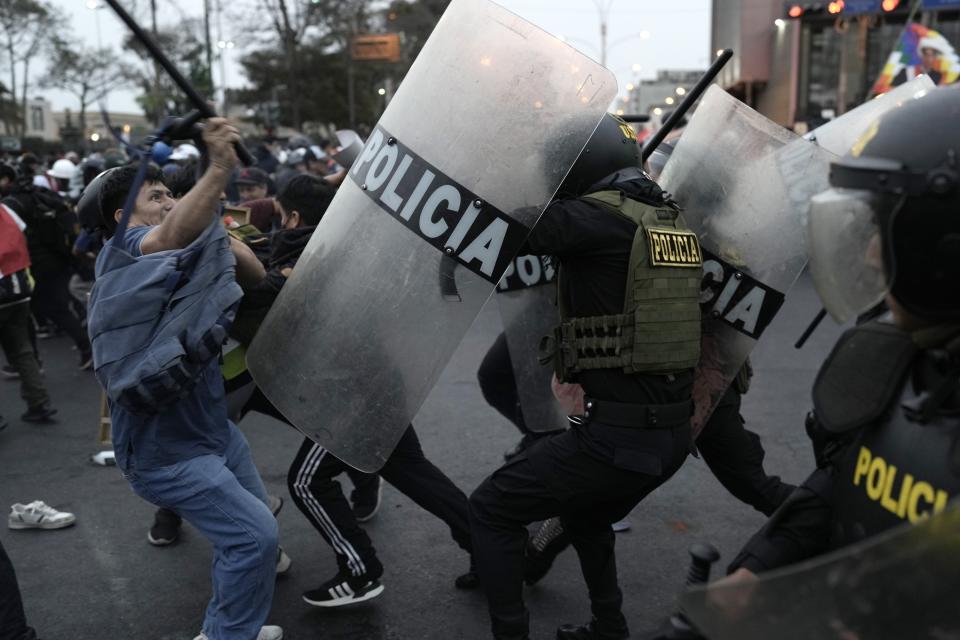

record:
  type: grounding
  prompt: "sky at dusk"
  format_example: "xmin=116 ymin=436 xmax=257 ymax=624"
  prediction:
xmin=45 ymin=0 xmax=711 ymax=115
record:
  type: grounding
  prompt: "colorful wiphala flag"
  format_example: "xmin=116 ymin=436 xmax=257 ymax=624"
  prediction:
xmin=871 ymin=23 xmax=960 ymax=95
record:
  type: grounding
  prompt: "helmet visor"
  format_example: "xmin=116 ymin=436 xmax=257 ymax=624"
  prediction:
xmin=807 ymin=188 xmax=888 ymax=322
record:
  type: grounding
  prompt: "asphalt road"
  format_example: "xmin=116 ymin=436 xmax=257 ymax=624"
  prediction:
xmin=0 ymin=273 xmax=844 ymax=640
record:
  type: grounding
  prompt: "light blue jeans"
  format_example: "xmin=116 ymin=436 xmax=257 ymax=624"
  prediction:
xmin=123 ymin=422 xmax=278 ymax=640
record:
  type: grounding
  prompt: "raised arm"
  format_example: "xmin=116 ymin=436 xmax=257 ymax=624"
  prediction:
xmin=141 ymin=118 xmax=240 ymax=253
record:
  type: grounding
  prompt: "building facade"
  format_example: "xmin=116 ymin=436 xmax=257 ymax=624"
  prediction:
xmin=625 ymin=69 xmax=707 ymax=117
xmin=712 ymin=0 xmax=960 ymax=131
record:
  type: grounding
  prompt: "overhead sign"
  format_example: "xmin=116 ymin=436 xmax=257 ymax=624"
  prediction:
xmin=351 ymin=34 xmax=402 ymax=62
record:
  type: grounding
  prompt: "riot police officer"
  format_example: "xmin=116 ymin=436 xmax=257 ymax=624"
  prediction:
xmin=469 ymin=114 xmax=702 ymax=640
xmin=711 ymin=84 xmax=960 ymax=615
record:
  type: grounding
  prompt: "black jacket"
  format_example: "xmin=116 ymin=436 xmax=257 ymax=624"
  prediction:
xmin=2 ymin=185 xmax=77 ymax=273
xmin=229 ymin=225 xmax=315 ymax=345
xmin=526 ymin=167 xmax=693 ymax=404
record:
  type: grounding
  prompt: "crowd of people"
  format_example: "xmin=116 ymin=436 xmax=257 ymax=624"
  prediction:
xmin=1 ymin=81 xmax=958 ymax=640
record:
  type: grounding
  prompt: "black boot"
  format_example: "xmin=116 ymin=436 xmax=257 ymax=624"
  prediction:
xmin=557 ymin=616 xmax=629 ymax=640
xmin=454 ymin=555 xmax=480 ymax=590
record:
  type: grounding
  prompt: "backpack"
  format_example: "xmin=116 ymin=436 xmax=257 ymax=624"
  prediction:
xmin=0 ymin=203 xmax=32 ymax=306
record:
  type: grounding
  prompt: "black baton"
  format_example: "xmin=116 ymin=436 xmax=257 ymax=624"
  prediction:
xmin=794 ymin=308 xmax=827 ymax=349
xmin=102 ymin=0 xmax=255 ymax=166
xmin=641 ymin=48 xmax=734 ymax=162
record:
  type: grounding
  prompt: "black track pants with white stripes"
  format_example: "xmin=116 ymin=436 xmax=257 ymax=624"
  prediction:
xmin=287 ymin=424 xmax=472 ymax=580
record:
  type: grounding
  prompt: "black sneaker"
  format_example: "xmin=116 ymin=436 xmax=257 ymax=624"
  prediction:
xmin=21 ymin=404 xmax=57 ymax=423
xmin=78 ymin=349 xmax=93 ymax=371
xmin=351 ymin=476 xmax=382 ymax=523
xmin=148 ymin=508 xmax=182 ymax=546
xmin=3 ymin=364 xmax=46 ymax=379
xmin=302 ymin=571 xmax=384 ymax=607
xmin=556 ymin=616 xmax=629 ymax=640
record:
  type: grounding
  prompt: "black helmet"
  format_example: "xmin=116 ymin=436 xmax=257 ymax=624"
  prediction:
xmin=807 ymin=85 xmax=960 ymax=322
xmin=76 ymin=167 xmax=119 ymax=231
xmin=557 ymin=113 xmax=641 ymax=198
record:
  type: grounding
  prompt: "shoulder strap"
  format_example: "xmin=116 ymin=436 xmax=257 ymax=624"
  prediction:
xmin=813 ymin=319 xmax=919 ymax=434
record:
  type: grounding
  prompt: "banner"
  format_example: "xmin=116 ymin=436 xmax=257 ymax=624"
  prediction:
xmin=872 ymin=23 xmax=960 ymax=94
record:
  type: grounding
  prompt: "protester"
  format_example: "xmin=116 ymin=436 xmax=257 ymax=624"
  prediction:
xmin=235 ymin=167 xmax=270 ymax=203
xmin=2 ymin=172 xmax=90 ymax=369
xmin=0 ymin=188 xmax=57 ymax=424
xmin=0 ymin=538 xmax=40 ymax=640
xmin=87 ymin=117 xmax=283 ymax=640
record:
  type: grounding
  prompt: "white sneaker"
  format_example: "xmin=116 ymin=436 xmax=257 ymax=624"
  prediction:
xmin=193 ymin=627 xmax=282 ymax=640
xmin=257 ymin=627 xmax=283 ymax=640
xmin=276 ymin=546 xmax=292 ymax=575
xmin=8 ymin=501 xmax=76 ymax=530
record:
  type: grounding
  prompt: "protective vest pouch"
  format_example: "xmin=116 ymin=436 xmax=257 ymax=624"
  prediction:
xmin=550 ymin=189 xmax=702 ymax=381
xmin=88 ymin=221 xmax=242 ymax=415
xmin=812 ymin=319 xmax=918 ymax=434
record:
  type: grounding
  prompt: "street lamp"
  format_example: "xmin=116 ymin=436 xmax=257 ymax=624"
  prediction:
xmin=590 ymin=0 xmax=616 ymax=67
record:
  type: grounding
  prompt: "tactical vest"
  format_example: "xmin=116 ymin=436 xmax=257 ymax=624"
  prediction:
xmin=547 ymin=190 xmax=702 ymax=382
xmin=811 ymin=319 xmax=960 ymax=548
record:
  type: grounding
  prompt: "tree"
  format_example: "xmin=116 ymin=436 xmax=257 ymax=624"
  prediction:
xmin=251 ymin=0 xmax=331 ymax=130
xmin=40 ymin=41 xmax=135 ymax=148
xmin=0 ymin=81 xmax=20 ymax=135
xmin=0 ymin=0 xmax=59 ymax=138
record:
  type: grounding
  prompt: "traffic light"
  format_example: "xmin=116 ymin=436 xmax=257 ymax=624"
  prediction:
xmin=882 ymin=0 xmax=900 ymax=10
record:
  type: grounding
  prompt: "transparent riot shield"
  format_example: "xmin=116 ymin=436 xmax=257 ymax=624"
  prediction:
xmin=804 ymin=76 xmax=935 ymax=323
xmin=803 ymin=75 xmax=935 ymax=156
xmin=682 ymin=503 xmax=960 ymax=640
xmin=658 ymin=86 xmax=834 ymax=436
xmin=247 ymin=0 xmax=616 ymax=472
xmin=495 ymin=254 xmax=568 ymax=432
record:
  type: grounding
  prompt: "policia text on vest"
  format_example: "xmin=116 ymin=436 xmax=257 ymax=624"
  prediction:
xmin=853 ymin=445 xmax=950 ymax=523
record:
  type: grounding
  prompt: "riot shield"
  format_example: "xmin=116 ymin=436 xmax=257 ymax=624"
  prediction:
xmin=658 ymin=86 xmax=834 ymax=436
xmin=247 ymin=0 xmax=616 ymax=472
xmin=682 ymin=503 xmax=960 ymax=640
xmin=495 ymin=254 xmax=568 ymax=432
xmin=803 ymin=76 xmax=935 ymax=324
xmin=803 ymin=75 xmax=935 ymax=156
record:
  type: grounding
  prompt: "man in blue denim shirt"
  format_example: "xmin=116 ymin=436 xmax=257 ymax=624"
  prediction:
xmin=95 ymin=119 xmax=280 ymax=640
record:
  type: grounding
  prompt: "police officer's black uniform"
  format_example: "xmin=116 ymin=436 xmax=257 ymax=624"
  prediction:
xmin=718 ymin=85 xmax=960 ymax=627
xmin=469 ymin=158 xmax=696 ymax=640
